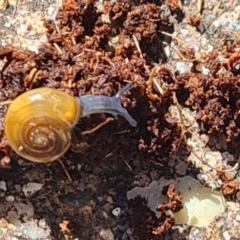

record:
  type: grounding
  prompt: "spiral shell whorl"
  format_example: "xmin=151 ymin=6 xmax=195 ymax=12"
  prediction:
xmin=18 ymin=116 xmax=71 ymax=162
xmin=5 ymin=88 xmax=80 ymax=163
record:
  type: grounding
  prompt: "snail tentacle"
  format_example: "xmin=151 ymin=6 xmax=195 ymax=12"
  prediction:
xmin=79 ymin=84 xmax=137 ymax=127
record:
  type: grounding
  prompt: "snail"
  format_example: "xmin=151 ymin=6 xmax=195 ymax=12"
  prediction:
xmin=4 ymin=84 xmax=137 ymax=163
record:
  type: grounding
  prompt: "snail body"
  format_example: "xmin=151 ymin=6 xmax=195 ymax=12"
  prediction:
xmin=5 ymin=84 xmax=136 ymax=163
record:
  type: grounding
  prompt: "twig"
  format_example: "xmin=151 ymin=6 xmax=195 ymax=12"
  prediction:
xmin=53 ymin=43 xmax=62 ymax=54
xmin=81 ymin=117 xmax=113 ymax=136
xmin=197 ymin=0 xmax=203 ymax=13
xmin=132 ymin=34 xmax=143 ymax=59
xmin=133 ymin=34 xmax=164 ymax=99
xmin=58 ymin=159 xmax=73 ymax=183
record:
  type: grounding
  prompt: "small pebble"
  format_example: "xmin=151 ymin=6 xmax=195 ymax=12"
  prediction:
xmin=112 ymin=207 xmax=121 ymax=217
xmin=6 ymin=195 xmax=14 ymax=202
xmin=175 ymin=61 xmax=192 ymax=74
xmin=0 ymin=180 xmax=7 ymax=191
xmin=11 ymin=237 xmax=18 ymax=240
xmin=223 ymin=230 xmax=231 ymax=240
xmin=126 ymin=228 xmax=132 ymax=235
xmin=0 ymin=192 xmax=5 ymax=197
xmin=102 ymin=211 xmax=109 ymax=219
xmin=77 ymin=164 xmax=82 ymax=171
xmin=39 ymin=218 xmax=47 ymax=228
xmin=22 ymin=182 xmax=44 ymax=197
xmin=236 ymin=191 xmax=240 ymax=201
xmin=97 ymin=196 xmax=104 ymax=202
xmin=236 ymin=214 xmax=240 ymax=222
xmin=122 ymin=232 xmax=128 ymax=240
xmin=107 ymin=196 xmax=113 ymax=204
xmin=100 ymin=228 xmax=114 ymax=240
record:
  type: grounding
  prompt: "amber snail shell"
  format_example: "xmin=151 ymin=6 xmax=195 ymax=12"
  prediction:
xmin=5 ymin=84 xmax=136 ymax=163
xmin=5 ymin=88 xmax=81 ymax=163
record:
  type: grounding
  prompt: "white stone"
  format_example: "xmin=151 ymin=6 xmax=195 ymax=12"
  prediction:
xmin=236 ymin=215 xmax=240 ymax=222
xmin=222 ymin=230 xmax=231 ymax=240
xmin=6 ymin=195 xmax=15 ymax=202
xmin=112 ymin=207 xmax=121 ymax=217
xmin=22 ymin=182 xmax=44 ymax=197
